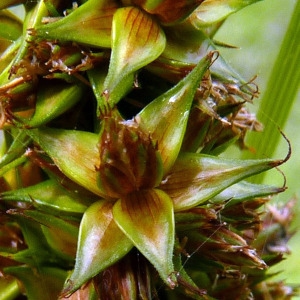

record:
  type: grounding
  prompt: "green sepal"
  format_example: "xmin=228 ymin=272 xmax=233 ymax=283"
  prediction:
xmin=27 ymin=127 xmax=104 ymax=197
xmin=1 ymin=179 xmax=89 ymax=216
xmin=4 ymin=265 xmax=67 ymax=300
xmin=61 ymin=200 xmax=133 ymax=297
xmin=100 ymin=6 xmax=166 ymax=111
xmin=18 ymin=81 xmax=85 ymax=128
xmin=160 ymin=152 xmax=285 ymax=211
xmin=113 ymin=189 xmax=177 ymax=288
xmin=137 ymin=53 xmax=213 ymax=174
xmin=34 ymin=0 xmax=119 ymax=48
xmin=188 ymin=0 xmax=262 ymax=28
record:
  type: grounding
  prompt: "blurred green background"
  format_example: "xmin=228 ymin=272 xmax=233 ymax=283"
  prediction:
xmin=216 ymin=0 xmax=300 ymax=295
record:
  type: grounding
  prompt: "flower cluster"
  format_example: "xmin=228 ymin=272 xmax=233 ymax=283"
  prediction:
xmin=0 ymin=0 xmax=297 ymax=299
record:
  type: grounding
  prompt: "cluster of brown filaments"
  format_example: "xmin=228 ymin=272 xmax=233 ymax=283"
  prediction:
xmin=193 ymin=69 xmax=262 ymax=151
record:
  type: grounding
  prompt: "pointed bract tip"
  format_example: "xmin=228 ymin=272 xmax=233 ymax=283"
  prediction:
xmin=59 ymin=280 xmax=74 ymax=299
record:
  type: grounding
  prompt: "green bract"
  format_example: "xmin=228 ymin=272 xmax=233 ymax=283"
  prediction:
xmin=34 ymin=0 xmax=119 ymax=48
xmin=0 ymin=0 xmax=296 ymax=299
xmin=100 ymin=6 xmax=166 ymax=109
xmin=187 ymin=0 xmax=262 ymax=28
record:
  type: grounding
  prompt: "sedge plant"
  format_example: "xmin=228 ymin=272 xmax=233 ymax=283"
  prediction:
xmin=0 ymin=0 xmax=298 ymax=299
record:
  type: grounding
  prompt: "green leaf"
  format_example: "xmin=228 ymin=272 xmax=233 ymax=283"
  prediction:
xmin=137 ymin=53 xmax=213 ymax=174
xmin=1 ymin=179 xmax=89 ymax=216
xmin=160 ymin=152 xmax=286 ymax=211
xmin=4 ymin=266 xmax=67 ymax=300
xmin=113 ymin=189 xmax=177 ymax=288
xmin=62 ymin=200 xmax=133 ymax=297
xmin=34 ymin=0 xmax=119 ymax=48
xmin=100 ymin=6 xmax=166 ymax=110
xmin=27 ymin=128 xmax=103 ymax=196
xmin=19 ymin=81 xmax=85 ymax=127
